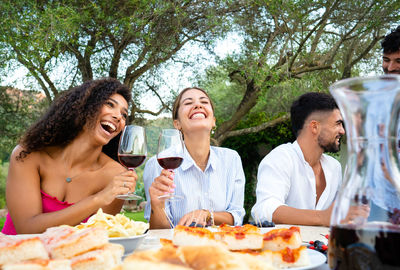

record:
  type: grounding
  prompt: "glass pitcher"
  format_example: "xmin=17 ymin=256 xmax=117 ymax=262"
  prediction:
xmin=328 ymin=75 xmax=400 ymax=269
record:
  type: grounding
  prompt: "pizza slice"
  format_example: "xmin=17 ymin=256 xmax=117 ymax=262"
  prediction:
xmin=126 ymin=243 xmax=189 ymax=268
xmin=179 ymin=245 xmax=276 ymax=270
xmin=262 ymin=226 xmax=302 ymax=251
xmin=172 ymin=225 xmax=224 ymax=247
xmin=217 ymin=224 xmax=260 ymax=234
xmin=70 ymin=243 xmax=124 ymax=270
xmin=0 ymin=235 xmax=49 ymax=266
xmin=214 ymin=224 xmax=263 ymax=250
xmin=41 ymin=226 xmax=109 ymax=259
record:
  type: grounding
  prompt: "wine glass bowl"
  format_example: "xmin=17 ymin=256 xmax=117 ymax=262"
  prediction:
xmin=157 ymin=129 xmax=184 ymax=201
xmin=119 ymin=155 xmax=146 ymax=169
xmin=116 ymin=125 xmax=147 ymax=200
xmin=157 ymin=156 xmax=183 ymax=170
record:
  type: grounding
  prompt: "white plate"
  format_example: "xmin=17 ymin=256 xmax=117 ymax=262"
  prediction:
xmin=109 ymin=232 xmax=148 ymax=255
xmin=289 ymin=249 xmax=327 ymax=270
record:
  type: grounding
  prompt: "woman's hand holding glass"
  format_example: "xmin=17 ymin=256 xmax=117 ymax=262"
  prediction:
xmin=148 ymin=169 xmax=176 ymax=207
xmin=116 ymin=125 xmax=146 ymax=200
xmin=100 ymin=169 xmax=138 ymax=205
xmin=156 ymin=129 xmax=184 ymax=201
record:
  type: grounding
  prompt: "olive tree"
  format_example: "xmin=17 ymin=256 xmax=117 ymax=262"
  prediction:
xmin=0 ymin=0 xmax=243 ymax=119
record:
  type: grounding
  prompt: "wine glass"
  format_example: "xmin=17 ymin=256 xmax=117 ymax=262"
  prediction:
xmin=116 ymin=125 xmax=147 ymax=200
xmin=157 ymin=129 xmax=184 ymax=201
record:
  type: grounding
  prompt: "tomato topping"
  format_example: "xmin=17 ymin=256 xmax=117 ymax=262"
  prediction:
xmin=235 ymin=232 xmax=246 ymax=239
xmin=281 ymin=247 xmax=296 ymax=263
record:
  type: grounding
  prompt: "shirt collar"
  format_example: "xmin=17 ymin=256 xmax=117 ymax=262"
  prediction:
xmin=180 ymin=144 xmax=216 ymax=171
xmin=293 ymin=140 xmax=327 ymax=165
xmin=293 ymin=140 xmax=307 ymax=164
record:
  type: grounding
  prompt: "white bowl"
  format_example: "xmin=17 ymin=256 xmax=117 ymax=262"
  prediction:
xmin=109 ymin=232 xmax=148 ymax=255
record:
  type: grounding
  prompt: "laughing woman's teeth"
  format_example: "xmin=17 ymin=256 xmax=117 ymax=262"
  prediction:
xmin=101 ymin=121 xmax=116 ymax=133
xmin=191 ymin=113 xmax=205 ymax=119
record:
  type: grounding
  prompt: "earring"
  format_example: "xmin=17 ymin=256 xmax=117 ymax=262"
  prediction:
xmin=211 ymin=126 xmax=216 ymax=135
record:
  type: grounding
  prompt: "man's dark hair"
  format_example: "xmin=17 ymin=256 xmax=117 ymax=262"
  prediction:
xmin=381 ymin=26 xmax=400 ymax=54
xmin=290 ymin=92 xmax=338 ymax=137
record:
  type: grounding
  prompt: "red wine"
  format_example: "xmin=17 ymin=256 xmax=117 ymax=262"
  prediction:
xmin=118 ymin=154 xmax=146 ymax=168
xmin=157 ymin=157 xmax=183 ymax=169
xmin=329 ymin=224 xmax=400 ymax=269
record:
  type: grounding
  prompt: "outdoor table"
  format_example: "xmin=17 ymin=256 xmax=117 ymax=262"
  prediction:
xmin=136 ymin=224 xmax=330 ymax=270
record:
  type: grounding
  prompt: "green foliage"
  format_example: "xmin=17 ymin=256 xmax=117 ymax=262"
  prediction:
xmin=0 ymin=161 xmax=8 ymax=209
xmin=131 ymin=164 xmax=146 ymax=204
xmin=255 ymin=71 xmax=337 ymax=115
xmin=199 ymin=0 xmax=400 ymax=148
xmin=196 ymin=63 xmax=246 ymax=124
xmin=222 ymin=115 xmax=295 ymax=223
xmin=121 ymin=211 xmax=146 ymax=223
xmin=143 ymin=117 xmax=174 ymax=158
xmin=0 ymin=217 xmax=4 ymax=231
xmin=0 ymin=87 xmax=47 ymax=161
xmin=0 ymin=0 xmax=239 ymax=105
xmin=133 ymin=117 xmax=174 ymax=202
xmin=200 ymin=56 xmax=343 ymax=130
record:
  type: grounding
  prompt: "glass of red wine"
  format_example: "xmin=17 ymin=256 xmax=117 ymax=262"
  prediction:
xmin=116 ymin=125 xmax=147 ymax=200
xmin=157 ymin=129 xmax=184 ymax=201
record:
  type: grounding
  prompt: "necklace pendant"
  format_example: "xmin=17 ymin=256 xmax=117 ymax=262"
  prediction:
xmin=66 ymin=177 xmax=72 ymax=183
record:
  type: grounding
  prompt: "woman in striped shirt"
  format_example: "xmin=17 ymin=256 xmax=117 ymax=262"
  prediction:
xmin=143 ymin=87 xmax=246 ymax=229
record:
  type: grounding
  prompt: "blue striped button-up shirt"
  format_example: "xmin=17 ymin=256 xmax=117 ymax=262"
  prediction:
xmin=143 ymin=146 xmax=245 ymax=226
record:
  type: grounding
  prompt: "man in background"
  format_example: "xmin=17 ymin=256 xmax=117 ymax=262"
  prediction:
xmin=251 ymin=92 xmax=347 ymax=226
xmin=382 ymin=25 xmax=400 ymax=75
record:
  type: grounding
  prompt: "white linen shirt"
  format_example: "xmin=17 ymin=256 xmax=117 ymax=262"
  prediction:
xmin=143 ymin=146 xmax=245 ymax=226
xmin=251 ymin=141 xmax=342 ymax=222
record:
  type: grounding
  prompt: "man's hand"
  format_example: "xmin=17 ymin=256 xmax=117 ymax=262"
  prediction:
xmin=319 ymin=202 xmax=334 ymax=227
xmin=341 ymin=205 xmax=370 ymax=225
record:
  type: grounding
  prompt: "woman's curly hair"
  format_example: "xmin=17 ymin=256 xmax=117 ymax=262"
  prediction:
xmin=18 ymin=77 xmax=131 ymax=161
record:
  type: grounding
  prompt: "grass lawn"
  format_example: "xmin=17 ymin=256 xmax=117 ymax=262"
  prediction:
xmin=0 ymin=211 xmax=146 ymax=232
xmin=121 ymin=210 xmax=147 ymax=222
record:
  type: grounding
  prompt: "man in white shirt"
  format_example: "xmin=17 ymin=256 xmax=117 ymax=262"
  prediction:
xmin=382 ymin=25 xmax=400 ymax=75
xmin=251 ymin=92 xmax=345 ymax=226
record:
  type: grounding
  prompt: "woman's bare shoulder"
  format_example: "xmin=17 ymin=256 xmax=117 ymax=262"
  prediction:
xmin=10 ymin=145 xmax=41 ymax=163
xmin=8 ymin=146 xmax=43 ymax=182
xmin=10 ymin=145 xmax=25 ymax=157
xmin=10 ymin=146 xmax=58 ymax=172
xmin=99 ymin=153 xmax=126 ymax=175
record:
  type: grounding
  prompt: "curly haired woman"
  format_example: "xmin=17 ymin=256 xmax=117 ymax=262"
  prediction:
xmin=2 ymin=78 xmax=138 ymax=234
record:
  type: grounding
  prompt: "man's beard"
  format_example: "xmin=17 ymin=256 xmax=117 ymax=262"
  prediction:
xmin=318 ymin=136 xmax=341 ymax=153
xmin=383 ymin=68 xmax=400 ymax=74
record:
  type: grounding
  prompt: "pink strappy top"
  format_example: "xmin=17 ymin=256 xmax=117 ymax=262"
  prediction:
xmin=1 ymin=190 xmax=89 ymax=235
